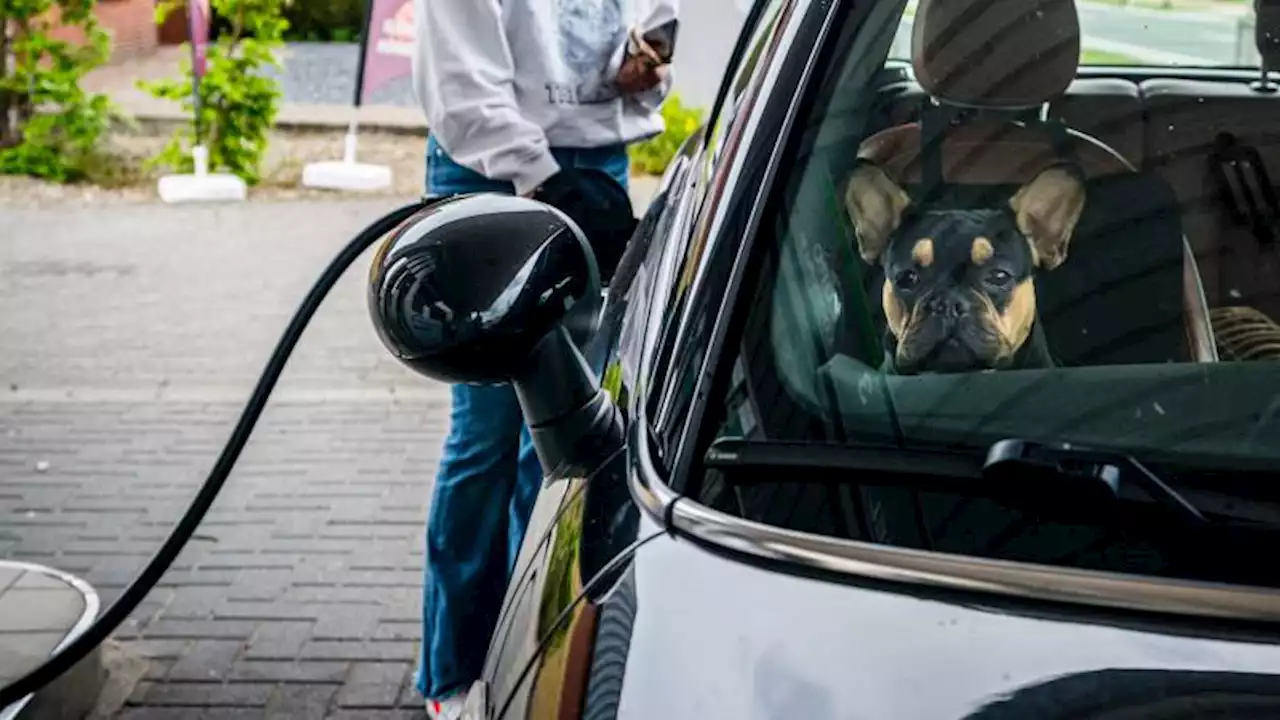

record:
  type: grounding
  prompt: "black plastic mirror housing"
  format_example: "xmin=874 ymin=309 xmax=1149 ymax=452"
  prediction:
xmin=368 ymin=193 xmax=602 ymax=384
xmin=367 ymin=194 xmax=625 ymax=479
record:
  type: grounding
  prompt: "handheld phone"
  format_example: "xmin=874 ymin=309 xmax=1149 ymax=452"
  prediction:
xmin=641 ymin=18 xmax=678 ymax=64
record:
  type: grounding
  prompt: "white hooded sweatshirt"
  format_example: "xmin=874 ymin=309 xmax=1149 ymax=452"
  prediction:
xmin=413 ymin=0 xmax=678 ymax=196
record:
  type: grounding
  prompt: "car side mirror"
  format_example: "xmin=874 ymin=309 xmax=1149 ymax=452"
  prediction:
xmin=367 ymin=194 xmax=624 ymax=480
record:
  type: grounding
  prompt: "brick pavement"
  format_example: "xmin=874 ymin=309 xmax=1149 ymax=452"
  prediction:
xmin=0 ymin=199 xmax=463 ymax=718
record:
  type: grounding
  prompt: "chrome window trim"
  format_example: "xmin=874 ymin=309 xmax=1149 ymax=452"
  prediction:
xmin=628 ymin=401 xmax=1280 ymax=623
xmin=624 ymin=0 xmax=1280 ymax=625
xmin=667 ymin=0 xmax=830 ymax=482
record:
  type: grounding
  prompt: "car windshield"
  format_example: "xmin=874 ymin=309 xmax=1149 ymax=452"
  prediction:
xmin=703 ymin=0 xmax=1280 ymax=581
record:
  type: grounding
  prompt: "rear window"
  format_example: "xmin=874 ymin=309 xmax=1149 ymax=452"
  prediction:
xmin=890 ymin=0 xmax=1263 ymax=66
xmin=702 ymin=0 xmax=1280 ymax=588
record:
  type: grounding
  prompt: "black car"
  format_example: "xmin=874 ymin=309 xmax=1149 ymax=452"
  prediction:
xmin=367 ymin=0 xmax=1280 ymax=716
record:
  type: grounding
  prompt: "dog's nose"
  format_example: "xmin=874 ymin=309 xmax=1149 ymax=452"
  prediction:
xmin=927 ymin=294 xmax=970 ymax=318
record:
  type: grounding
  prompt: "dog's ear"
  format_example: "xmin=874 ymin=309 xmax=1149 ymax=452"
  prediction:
xmin=1009 ymin=164 xmax=1087 ymax=271
xmin=845 ymin=161 xmax=911 ymax=264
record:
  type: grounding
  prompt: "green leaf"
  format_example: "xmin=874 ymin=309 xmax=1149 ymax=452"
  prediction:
xmin=0 ymin=0 xmax=116 ymax=181
xmin=131 ymin=0 xmax=287 ymax=182
xmin=628 ymin=93 xmax=706 ymax=176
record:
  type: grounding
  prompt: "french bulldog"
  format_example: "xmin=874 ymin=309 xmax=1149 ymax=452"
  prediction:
xmin=845 ymin=161 xmax=1087 ymax=374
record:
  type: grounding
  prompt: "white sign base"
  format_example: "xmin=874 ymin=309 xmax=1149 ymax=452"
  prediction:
xmin=157 ymin=146 xmax=247 ymax=204
xmin=301 ymin=132 xmax=393 ymax=192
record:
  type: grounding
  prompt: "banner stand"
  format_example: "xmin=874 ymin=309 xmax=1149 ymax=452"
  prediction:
xmin=159 ymin=0 xmax=247 ymax=203
xmin=302 ymin=0 xmax=394 ymax=192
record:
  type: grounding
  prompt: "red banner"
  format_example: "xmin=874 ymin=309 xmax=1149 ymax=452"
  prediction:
xmin=359 ymin=0 xmax=414 ymax=105
xmin=188 ymin=0 xmax=211 ymax=78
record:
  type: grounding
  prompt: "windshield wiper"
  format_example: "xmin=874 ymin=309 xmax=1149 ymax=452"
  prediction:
xmin=704 ymin=437 xmax=1210 ymax=526
xmin=704 ymin=438 xmax=1280 ymax=586
xmin=982 ymin=438 xmax=1208 ymax=527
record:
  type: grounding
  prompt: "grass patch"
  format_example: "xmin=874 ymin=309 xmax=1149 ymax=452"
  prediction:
xmin=1080 ymin=48 xmax=1146 ymax=65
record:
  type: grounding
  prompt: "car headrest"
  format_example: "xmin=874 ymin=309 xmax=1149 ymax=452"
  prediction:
xmin=912 ymin=0 xmax=1081 ymax=109
xmin=1257 ymin=0 xmax=1280 ymax=68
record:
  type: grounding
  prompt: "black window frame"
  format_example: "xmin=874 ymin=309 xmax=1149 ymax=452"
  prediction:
xmin=641 ymin=0 xmax=813 ymax=482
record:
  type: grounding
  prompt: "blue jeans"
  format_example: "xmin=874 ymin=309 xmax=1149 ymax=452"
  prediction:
xmin=417 ymin=135 xmax=629 ymax=701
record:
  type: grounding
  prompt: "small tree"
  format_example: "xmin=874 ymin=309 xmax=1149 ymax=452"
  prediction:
xmin=0 ymin=0 xmax=115 ymax=181
xmin=142 ymin=0 xmax=288 ymax=185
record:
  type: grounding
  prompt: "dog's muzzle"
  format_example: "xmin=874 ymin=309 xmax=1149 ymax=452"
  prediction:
xmin=896 ymin=291 xmax=1007 ymax=374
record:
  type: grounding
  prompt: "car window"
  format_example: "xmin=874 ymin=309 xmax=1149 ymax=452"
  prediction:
xmin=702 ymin=0 xmax=1280 ymax=588
xmin=644 ymin=0 xmax=796 ymax=464
xmin=888 ymin=0 xmax=1263 ymax=67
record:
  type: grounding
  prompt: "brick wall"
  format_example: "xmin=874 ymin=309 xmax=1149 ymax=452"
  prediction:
xmin=46 ymin=0 xmax=158 ymax=61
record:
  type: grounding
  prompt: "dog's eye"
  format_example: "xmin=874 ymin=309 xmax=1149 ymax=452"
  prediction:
xmin=987 ymin=269 xmax=1013 ymax=286
xmin=894 ymin=269 xmax=919 ymax=290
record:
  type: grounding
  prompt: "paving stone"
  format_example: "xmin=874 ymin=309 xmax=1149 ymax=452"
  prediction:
xmin=127 ymin=596 xmax=171 ymax=628
xmin=303 ymin=570 xmax=421 ymax=587
xmin=326 ymin=710 xmax=423 ymax=720
xmin=371 ymin=621 xmax=418 ymax=642
xmin=266 ymin=683 xmax=340 ymax=717
xmin=243 ymin=621 xmax=316 ymax=661
xmin=125 ymin=638 xmax=192 ymax=660
xmin=377 ymin=603 xmax=421 ymax=624
xmin=397 ymin=677 xmax=423 ymax=709
xmin=215 ymin=601 xmax=324 ymax=621
xmin=119 ymin=708 xmax=263 ymax=720
xmin=228 ymin=660 xmax=350 ymax=683
xmin=145 ymin=619 xmax=259 ymax=640
xmin=312 ymin=610 xmax=381 ymax=641
xmin=336 ymin=662 xmax=411 ymax=708
xmin=132 ymin=681 xmax=276 ymax=707
xmin=283 ymin=586 xmax=388 ymax=605
xmin=167 ymin=639 xmax=245 ymax=681
xmin=160 ymin=585 xmax=224 ymax=619
xmin=156 ymin=568 xmax=240 ymax=589
xmin=142 ymin=658 xmax=176 ymax=681
xmin=225 ymin=568 xmax=292 ymax=602
xmin=300 ymin=641 xmax=417 ymax=663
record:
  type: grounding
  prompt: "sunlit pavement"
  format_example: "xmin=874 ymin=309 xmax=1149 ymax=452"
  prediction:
xmin=895 ymin=1 xmax=1256 ymax=66
xmin=0 ymin=199 xmax=474 ymax=718
xmin=0 ymin=180 xmax=661 ymax=717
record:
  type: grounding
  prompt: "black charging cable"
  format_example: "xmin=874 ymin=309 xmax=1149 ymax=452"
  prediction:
xmin=0 ymin=200 xmax=429 ymax=710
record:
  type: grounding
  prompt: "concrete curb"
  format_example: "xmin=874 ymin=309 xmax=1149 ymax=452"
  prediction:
xmin=111 ymin=91 xmax=428 ymax=136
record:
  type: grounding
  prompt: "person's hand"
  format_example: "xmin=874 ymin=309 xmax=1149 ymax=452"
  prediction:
xmin=615 ymin=28 xmax=669 ymax=95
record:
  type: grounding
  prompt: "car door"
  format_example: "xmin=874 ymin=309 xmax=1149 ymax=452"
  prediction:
xmin=476 ymin=3 xmax=805 ymax=717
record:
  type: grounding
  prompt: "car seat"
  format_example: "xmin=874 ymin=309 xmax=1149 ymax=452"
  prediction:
xmin=856 ymin=0 xmax=1217 ymax=366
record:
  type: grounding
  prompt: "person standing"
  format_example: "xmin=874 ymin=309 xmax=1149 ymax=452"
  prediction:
xmin=410 ymin=1 xmax=676 ymax=717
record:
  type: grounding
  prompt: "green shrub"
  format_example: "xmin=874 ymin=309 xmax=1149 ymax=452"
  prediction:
xmin=629 ymin=93 xmax=705 ymax=176
xmin=282 ymin=0 xmax=363 ymax=42
xmin=0 ymin=0 xmax=117 ymax=182
xmin=142 ymin=0 xmax=289 ymax=185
